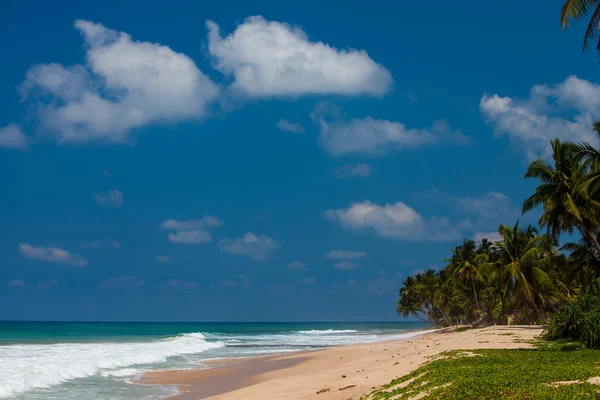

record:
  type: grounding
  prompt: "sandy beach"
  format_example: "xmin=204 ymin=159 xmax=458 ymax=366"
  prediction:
xmin=143 ymin=326 xmax=543 ymax=400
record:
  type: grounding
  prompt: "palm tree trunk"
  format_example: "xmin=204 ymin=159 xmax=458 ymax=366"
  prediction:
xmin=472 ymin=281 xmax=480 ymax=311
xmin=582 ymin=225 xmax=600 ymax=257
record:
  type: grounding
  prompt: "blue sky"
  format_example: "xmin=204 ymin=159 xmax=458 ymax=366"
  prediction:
xmin=1 ymin=0 xmax=600 ymax=321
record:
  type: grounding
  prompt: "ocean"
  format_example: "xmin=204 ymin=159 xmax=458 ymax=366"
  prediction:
xmin=0 ymin=321 xmax=432 ymax=399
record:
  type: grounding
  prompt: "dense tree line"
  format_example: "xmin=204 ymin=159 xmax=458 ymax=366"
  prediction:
xmin=397 ymin=132 xmax=600 ymax=328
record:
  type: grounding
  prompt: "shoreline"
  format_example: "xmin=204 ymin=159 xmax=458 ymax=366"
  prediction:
xmin=143 ymin=326 xmax=543 ymax=399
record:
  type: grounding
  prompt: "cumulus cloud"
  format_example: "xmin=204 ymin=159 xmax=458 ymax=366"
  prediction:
xmin=316 ymin=115 xmax=469 ymax=156
xmin=156 ymin=256 xmax=170 ymax=263
xmin=219 ymin=232 xmax=279 ymax=260
xmin=19 ymin=243 xmax=88 ymax=266
xmin=94 ymin=189 xmax=123 ymax=208
xmin=218 ymin=274 xmax=252 ymax=288
xmin=480 ymin=75 xmax=600 ymax=159
xmin=0 ymin=124 xmax=28 ymax=150
xmin=21 ymin=20 xmax=218 ymax=144
xmin=82 ymin=237 xmax=121 ymax=249
xmin=288 ymin=261 xmax=306 ymax=270
xmin=324 ymin=201 xmax=461 ymax=242
xmin=334 ymin=261 xmax=360 ymax=270
xmin=325 ymin=250 xmax=366 ymax=260
xmin=331 ymin=163 xmax=371 ymax=178
xmin=160 ymin=216 xmax=223 ymax=245
xmin=207 ymin=16 xmax=392 ymax=97
xmin=277 ymin=119 xmax=304 ymax=133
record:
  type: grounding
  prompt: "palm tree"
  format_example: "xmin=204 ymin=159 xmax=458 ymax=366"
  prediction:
xmin=523 ymin=139 xmax=600 ymax=256
xmin=493 ymin=222 xmax=561 ymax=323
xmin=446 ymin=240 xmax=482 ymax=312
xmin=560 ymin=0 xmax=600 ymax=53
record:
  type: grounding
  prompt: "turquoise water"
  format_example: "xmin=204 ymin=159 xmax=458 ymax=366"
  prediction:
xmin=0 ymin=321 xmax=431 ymax=399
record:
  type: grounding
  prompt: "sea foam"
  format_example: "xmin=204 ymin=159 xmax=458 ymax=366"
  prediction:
xmin=0 ymin=332 xmax=224 ymax=398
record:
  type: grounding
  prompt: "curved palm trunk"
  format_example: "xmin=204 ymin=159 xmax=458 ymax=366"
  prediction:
xmin=472 ymin=281 xmax=480 ymax=311
xmin=582 ymin=225 xmax=600 ymax=258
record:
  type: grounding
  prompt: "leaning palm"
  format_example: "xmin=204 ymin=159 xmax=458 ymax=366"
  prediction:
xmin=523 ymin=139 xmax=600 ymax=256
xmin=561 ymin=0 xmax=600 ymax=53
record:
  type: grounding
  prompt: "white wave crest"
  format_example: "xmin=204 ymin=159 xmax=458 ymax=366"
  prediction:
xmin=296 ymin=329 xmax=358 ymax=335
xmin=0 ymin=333 xmax=224 ymax=398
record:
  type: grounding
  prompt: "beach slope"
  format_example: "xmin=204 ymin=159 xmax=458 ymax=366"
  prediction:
xmin=145 ymin=326 xmax=542 ymax=399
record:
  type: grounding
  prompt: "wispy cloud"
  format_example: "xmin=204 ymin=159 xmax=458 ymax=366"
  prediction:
xmin=277 ymin=119 xmax=304 ymax=133
xmin=94 ymin=189 xmax=123 ymax=208
xmin=160 ymin=216 xmax=223 ymax=245
xmin=220 ymin=232 xmax=279 ymax=261
xmin=0 ymin=124 xmax=28 ymax=150
xmin=331 ymin=163 xmax=371 ymax=178
xmin=19 ymin=243 xmax=87 ymax=266
xmin=288 ymin=261 xmax=306 ymax=270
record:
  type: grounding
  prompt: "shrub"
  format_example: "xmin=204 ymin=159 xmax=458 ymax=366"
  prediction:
xmin=545 ymin=280 xmax=600 ymax=348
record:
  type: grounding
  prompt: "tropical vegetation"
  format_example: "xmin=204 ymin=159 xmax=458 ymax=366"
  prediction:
xmin=396 ymin=118 xmax=600 ymax=345
xmin=362 ymin=342 xmax=600 ymax=400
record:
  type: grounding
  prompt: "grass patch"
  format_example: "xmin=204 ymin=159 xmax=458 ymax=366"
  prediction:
xmin=363 ymin=342 xmax=600 ymax=399
xmin=454 ymin=327 xmax=472 ymax=333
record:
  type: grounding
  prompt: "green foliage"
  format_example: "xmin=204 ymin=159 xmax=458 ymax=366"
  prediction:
xmin=362 ymin=346 xmax=600 ymax=399
xmin=545 ymin=280 xmax=600 ymax=348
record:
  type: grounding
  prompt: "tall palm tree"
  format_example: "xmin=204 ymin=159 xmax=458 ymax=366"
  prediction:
xmin=561 ymin=0 xmax=600 ymax=53
xmin=523 ymin=139 xmax=600 ymax=256
xmin=446 ymin=240 xmax=482 ymax=312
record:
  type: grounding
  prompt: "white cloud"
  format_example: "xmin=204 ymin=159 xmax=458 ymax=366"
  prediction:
xmin=160 ymin=216 xmax=223 ymax=230
xmin=473 ymin=231 xmax=503 ymax=243
xmin=0 ymin=124 xmax=28 ymax=150
xmin=82 ymin=237 xmax=121 ymax=249
xmin=9 ymin=280 xmax=27 ymax=287
xmin=94 ymin=189 xmax=123 ymax=208
xmin=317 ymin=116 xmax=469 ymax=156
xmin=325 ymin=200 xmax=461 ymax=242
xmin=480 ymin=75 xmax=600 ymax=158
xmin=156 ymin=256 xmax=170 ymax=263
xmin=21 ymin=20 xmax=218 ymax=144
xmin=298 ymin=277 xmax=315 ymax=285
xmin=331 ymin=163 xmax=371 ymax=178
xmin=19 ymin=243 xmax=88 ymax=266
xmin=168 ymin=230 xmax=212 ymax=244
xmin=219 ymin=232 xmax=279 ymax=261
xmin=325 ymin=250 xmax=366 ymax=260
xmin=334 ymin=261 xmax=360 ymax=270
xmin=207 ymin=16 xmax=392 ymax=97
xmin=288 ymin=261 xmax=306 ymax=270
xmin=454 ymin=191 xmax=520 ymax=223
xmin=277 ymin=119 xmax=304 ymax=133
xmin=218 ymin=274 xmax=252 ymax=288
xmin=160 ymin=216 xmax=222 ymax=245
